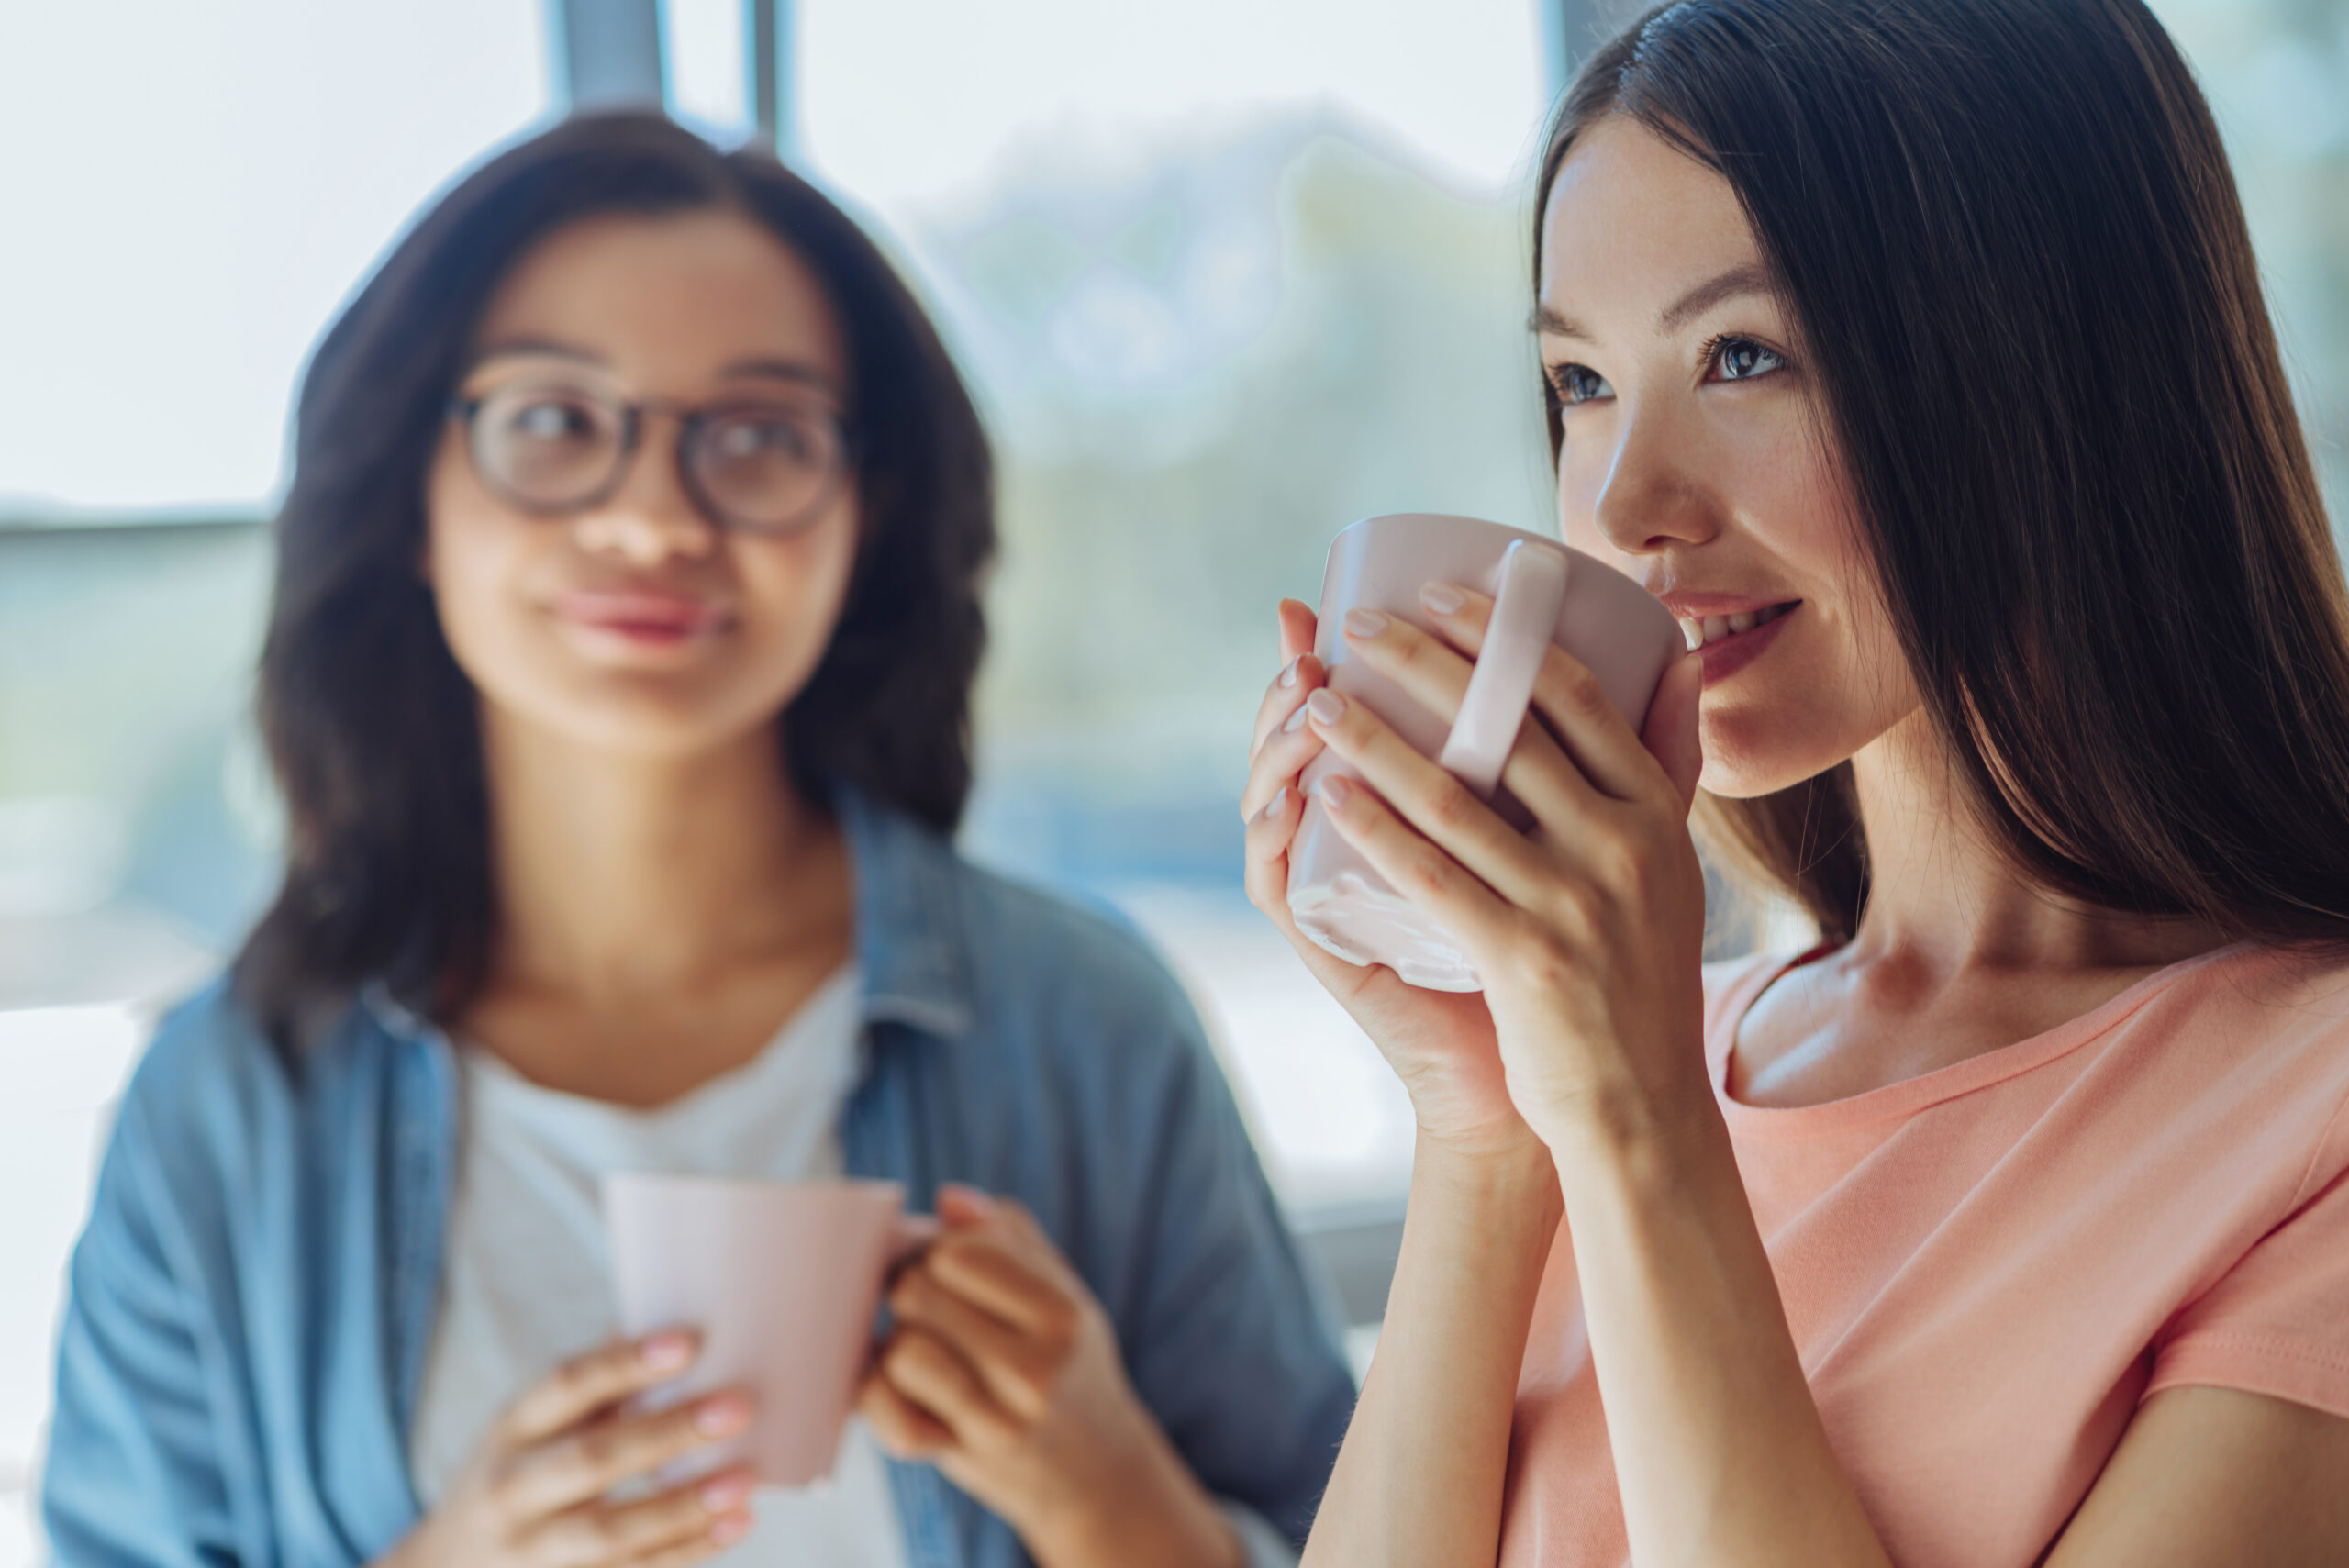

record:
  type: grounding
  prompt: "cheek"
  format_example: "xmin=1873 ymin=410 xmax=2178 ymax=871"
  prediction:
xmin=731 ymin=509 xmax=860 ymax=679
xmin=422 ymin=448 xmax=542 ymax=688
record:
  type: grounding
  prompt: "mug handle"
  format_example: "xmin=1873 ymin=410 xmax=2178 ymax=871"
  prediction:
xmin=1434 ymin=539 xmax=1569 ymax=798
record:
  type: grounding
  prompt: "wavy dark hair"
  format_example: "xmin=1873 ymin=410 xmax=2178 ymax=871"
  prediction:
xmin=1538 ymin=0 xmax=2349 ymax=946
xmin=236 ymin=113 xmax=995 ymax=1040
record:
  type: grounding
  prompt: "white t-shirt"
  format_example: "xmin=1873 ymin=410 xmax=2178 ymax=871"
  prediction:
xmin=409 ymin=965 xmax=909 ymax=1568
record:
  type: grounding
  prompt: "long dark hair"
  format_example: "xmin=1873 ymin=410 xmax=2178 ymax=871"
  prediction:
xmin=237 ymin=113 xmax=995 ymax=1039
xmin=1539 ymin=0 xmax=2349 ymax=946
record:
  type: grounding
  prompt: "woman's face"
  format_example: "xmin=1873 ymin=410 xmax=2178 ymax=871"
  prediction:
xmin=424 ymin=208 xmax=859 ymax=759
xmin=1539 ymin=117 xmax=1917 ymax=797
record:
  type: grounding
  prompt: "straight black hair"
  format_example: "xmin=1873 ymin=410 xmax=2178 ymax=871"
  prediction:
xmin=1538 ymin=0 xmax=2349 ymax=946
xmin=237 ymin=113 xmax=995 ymax=1039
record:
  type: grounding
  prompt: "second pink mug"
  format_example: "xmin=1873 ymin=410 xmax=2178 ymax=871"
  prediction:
xmin=604 ymin=1173 xmax=934 ymax=1488
xmin=1286 ymin=512 xmax=1684 ymax=991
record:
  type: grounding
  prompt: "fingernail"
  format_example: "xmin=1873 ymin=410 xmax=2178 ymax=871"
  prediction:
xmin=701 ymin=1473 xmax=752 ymax=1511
xmin=1342 ymin=606 xmax=1389 ymax=639
xmin=1306 ymin=689 xmax=1346 ymax=726
xmin=1316 ymin=774 xmax=1354 ymax=808
xmin=1420 ymin=583 xmax=1467 ymax=615
xmin=1263 ymin=786 xmax=1289 ymax=820
xmin=695 ymin=1393 xmax=752 ymax=1436
xmin=941 ymin=1183 xmax=997 ymax=1217
xmin=710 ymin=1512 xmax=751 ymax=1545
xmin=1279 ymin=656 xmax=1302 ymax=688
xmin=641 ymin=1330 xmax=695 ymax=1371
xmin=1282 ymin=704 xmax=1311 ymax=734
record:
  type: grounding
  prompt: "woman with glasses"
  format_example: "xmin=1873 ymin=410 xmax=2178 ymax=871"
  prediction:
xmin=43 ymin=113 xmax=1352 ymax=1568
xmin=1243 ymin=0 xmax=2349 ymax=1563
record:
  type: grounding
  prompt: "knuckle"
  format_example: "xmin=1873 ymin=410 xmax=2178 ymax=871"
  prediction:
xmin=572 ymin=1427 xmax=622 ymax=1476
xmin=1591 ymin=832 xmax=1645 ymax=895
xmin=1424 ymin=774 xmax=1478 ymax=833
xmin=1551 ymin=657 xmax=1608 ymax=718
xmin=1402 ymin=844 xmax=1454 ymax=895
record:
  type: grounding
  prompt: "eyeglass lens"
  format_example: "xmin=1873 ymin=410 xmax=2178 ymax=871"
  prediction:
xmin=468 ymin=381 xmax=846 ymax=533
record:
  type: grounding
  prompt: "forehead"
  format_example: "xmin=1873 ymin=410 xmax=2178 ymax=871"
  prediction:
xmin=1540 ymin=117 xmax=1762 ymax=324
xmin=472 ymin=208 xmax=847 ymax=390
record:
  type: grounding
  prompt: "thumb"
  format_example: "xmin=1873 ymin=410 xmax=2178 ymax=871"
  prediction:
xmin=1278 ymin=598 xmax=1319 ymax=665
xmin=1641 ymin=651 xmax=1704 ymax=812
xmin=935 ymin=1183 xmax=1000 ymax=1229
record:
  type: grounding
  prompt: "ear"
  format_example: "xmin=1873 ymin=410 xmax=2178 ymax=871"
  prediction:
xmin=1642 ymin=651 xmax=1705 ymax=812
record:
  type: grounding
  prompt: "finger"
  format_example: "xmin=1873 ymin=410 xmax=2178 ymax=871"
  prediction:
xmin=1251 ymin=649 xmax=1327 ymax=761
xmin=877 ymin=1328 xmax=1022 ymax=1448
xmin=1302 ymin=686 xmax=1553 ymax=909
xmin=858 ymin=1370 xmax=954 ymax=1458
xmin=499 ymin=1331 xmax=700 ymax=1450
xmin=1278 ymin=597 xmax=1319 ymax=665
xmin=924 ymin=1235 xmax=1080 ymax=1340
xmin=522 ymin=1468 xmax=753 ymax=1567
xmin=1242 ymin=699 xmax=1330 ymax=819
xmin=501 ymin=1388 xmax=754 ymax=1520
xmin=1336 ymin=605 xmax=1604 ymax=824
xmin=1419 ymin=584 xmax=1675 ymax=804
xmin=1309 ymin=772 xmax=1519 ymax=958
xmin=1643 ymin=651 xmax=1704 ymax=811
xmin=891 ymin=1266 xmax=1061 ymax=1422
xmin=1243 ymin=781 xmax=1304 ymax=911
xmin=631 ymin=1519 xmax=756 ymax=1568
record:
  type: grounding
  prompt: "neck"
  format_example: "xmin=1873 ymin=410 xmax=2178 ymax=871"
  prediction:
xmin=1841 ymin=709 xmax=2220 ymax=983
xmin=479 ymin=706 xmax=848 ymax=1003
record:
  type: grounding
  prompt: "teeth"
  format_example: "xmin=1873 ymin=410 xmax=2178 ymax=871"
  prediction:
xmin=1679 ymin=606 xmax=1793 ymax=647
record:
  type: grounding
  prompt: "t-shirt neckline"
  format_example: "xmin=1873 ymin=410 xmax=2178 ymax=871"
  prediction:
xmin=462 ymin=961 xmax=863 ymax=1129
xmin=1710 ymin=940 xmax=2256 ymax=1136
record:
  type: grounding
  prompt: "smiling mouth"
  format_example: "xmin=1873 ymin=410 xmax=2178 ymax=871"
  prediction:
xmin=1678 ymin=603 xmax=1797 ymax=650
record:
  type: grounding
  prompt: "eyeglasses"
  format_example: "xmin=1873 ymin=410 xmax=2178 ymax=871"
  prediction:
xmin=448 ymin=378 xmax=853 ymax=537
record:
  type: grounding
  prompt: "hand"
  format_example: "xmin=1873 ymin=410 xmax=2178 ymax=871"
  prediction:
xmin=376 ymin=1331 xmax=757 ymax=1568
xmin=856 ymin=1186 xmax=1240 ymax=1568
xmin=1242 ymin=598 xmax=1538 ymax=1159
xmin=1294 ymin=584 xmax=1709 ymax=1153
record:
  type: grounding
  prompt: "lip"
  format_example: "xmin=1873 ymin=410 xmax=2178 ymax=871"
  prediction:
xmin=1653 ymin=589 xmax=1799 ymax=620
xmin=550 ymin=588 xmax=730 ymax=644
xmin=1693 ymin=603 xmax=1795 ymax=686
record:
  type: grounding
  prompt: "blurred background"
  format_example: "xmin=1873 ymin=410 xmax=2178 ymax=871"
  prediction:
xmin=0 ymin=0 xmax=2342 ymax=1559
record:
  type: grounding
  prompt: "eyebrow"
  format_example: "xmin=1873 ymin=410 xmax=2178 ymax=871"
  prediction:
xmin=1529 ymin=262 xmax=1778 ymax=343
xmin=466 ymin=339 xmax=840 ymax=392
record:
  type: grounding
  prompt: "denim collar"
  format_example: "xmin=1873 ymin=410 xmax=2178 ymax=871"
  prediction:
xmin=836 ymin=786 xmax=975 ymax=1041
xmin=358 ymin=785 xmax=975 ymax=1047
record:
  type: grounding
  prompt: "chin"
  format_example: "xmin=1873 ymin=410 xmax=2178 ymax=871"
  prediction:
xmin=1694 ymin=714 xmax=1848 ymax=802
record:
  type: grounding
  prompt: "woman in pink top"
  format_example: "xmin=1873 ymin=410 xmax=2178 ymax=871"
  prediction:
xmin=1241 ymin=0 xmax=2349 ymax=1563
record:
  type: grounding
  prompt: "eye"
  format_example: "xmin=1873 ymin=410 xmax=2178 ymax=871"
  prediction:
xmin=495 ymin=390 xmax=608 ymax=446
xmin=707 ymin=407 xmax=821 ymax=464
xmin=1550 ymin=363 xmax=1614 ymax=406
xmin=1708 ymin=336 xmax=1787 ymax=383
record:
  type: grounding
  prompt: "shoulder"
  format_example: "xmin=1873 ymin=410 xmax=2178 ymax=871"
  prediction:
xmin=952 ymin=859 xmax=1192 ymax=1017
xmin=843 ymin=791 xmax=1200 ymax=1044
xmin=118 ymin=976 xmax=292 ymax=1139
xmin=2129 ymin=942 xmax=2349 ymax=1102
xmin=108 ymin=973 xmax=393 ymax=1202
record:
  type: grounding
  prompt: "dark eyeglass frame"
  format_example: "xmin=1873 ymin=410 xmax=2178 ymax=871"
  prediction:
xmin=445 ymin=384 xmax=857 ymax=538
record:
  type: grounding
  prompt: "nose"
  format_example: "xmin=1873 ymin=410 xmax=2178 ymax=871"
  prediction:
xmin=571 ymin=415 xmax=718 ymax=565
xmin=1582 ymin=396 xmax=1720 ymax=559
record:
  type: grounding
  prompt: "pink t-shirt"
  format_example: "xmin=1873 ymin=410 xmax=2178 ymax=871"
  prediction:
xmin=1499 ymin=941 xmax=2349 ymax=1568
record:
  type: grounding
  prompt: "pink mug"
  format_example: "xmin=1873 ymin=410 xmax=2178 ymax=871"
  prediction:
xmin=1286 ymin=513 xmax=1684 ymax=991
xmin=603 ymin=1173 xmax=938 ymax=1488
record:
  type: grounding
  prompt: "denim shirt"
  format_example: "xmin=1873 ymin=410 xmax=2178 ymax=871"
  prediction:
xmin=41 ymin=791 xmax=1356 ymax=1567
